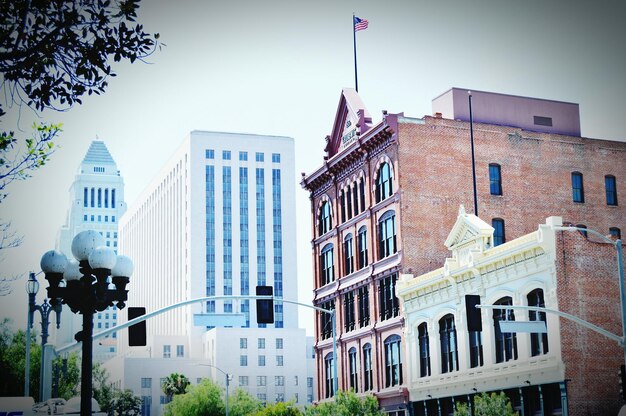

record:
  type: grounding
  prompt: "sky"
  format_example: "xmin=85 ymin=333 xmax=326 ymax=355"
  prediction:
xmin=1 ymin=0 xmax=625 ymax=336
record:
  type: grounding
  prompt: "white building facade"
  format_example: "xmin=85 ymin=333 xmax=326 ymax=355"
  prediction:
xmin=113 ymin=131 xmax=313 ymax=414
xmin=55 ymin=140 xmax=126 ymax=362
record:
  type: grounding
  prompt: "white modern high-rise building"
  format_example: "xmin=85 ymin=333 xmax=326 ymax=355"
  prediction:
xmin=56 ymin=140 xmax=126 ymax=362
xmin=110 ymin=131 xmax=313 ymax=414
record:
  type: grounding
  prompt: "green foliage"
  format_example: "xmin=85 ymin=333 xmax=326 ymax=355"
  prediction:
xmin=305 ymin=390 xmax=383 ymax=416
xmin=0 ymin=318 xmax=41 ymax=397
xmin=229 ymin=388 xmax=263 ymax=416
xmin=161 ymin=372 xmax=191 ymax=402
xmin=453 ymin=392 xmax=518 ymax=416
xmin=110 ymin=389 xmax=142 ymax=416
xmin=163 ymin=378 xmax=225 ymax=416
xmin=92 ymin=363 xmax=115 ymax=414
xmin=52 ymin=353 xmax=80 ymax=400
xmin=254 ymin=401 xmax=302 ymax=416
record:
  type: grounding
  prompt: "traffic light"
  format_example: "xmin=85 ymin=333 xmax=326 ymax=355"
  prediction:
xmin=256 ymin=286 xmax=274 ymax=324
xmin=128 ymin=307 xmax=147 ymax=346
xmin=465 ymin=295 xmax=483 ymax=332
xmin=619 ymin=364 xmax=626 ymax=400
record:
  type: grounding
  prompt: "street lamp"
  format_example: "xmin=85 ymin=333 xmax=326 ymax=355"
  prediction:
xmin=40 ymin=230 xmax=133 ymax=416
xmin=24 ymin=272 xmax=63 ymax=401
xmin=197 ymin=364 xmax=232 ymax=416
xmin=552 ymin=225 xmax=625 ymax=364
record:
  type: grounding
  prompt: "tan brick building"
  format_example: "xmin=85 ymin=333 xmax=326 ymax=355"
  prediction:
xmin=301 ymin=88 xmax=625 ymax=415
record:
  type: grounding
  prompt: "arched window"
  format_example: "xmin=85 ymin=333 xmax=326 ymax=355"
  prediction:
xmin=340 ymin=191 xmax=346 ymax=223
xmin=346 ymin=186 xmax=353 ymax=219
xmin=375 ymin=162 xmax=393 ymax=203
xmin=378 ymin=211 xmax=397 ymax=259
xmin=489 ymin=163 xmax=502 ymax=195
xmin=605 ymin=175 xmax=618 ymax=206
xmin=324 ymin=352 xmax=335 ymax=398
xmin=492 ymin=218 xmax=505 ymax=246
xmin=571 ymin=172 xmax=584 ymax=203
xmin=362 ymin=343 xmax=373 ymax=391
xmin=359 ymin=178 xmax=366 ymax=212
xmin=384 ymin=334 xmax=402 ymax=387
xmin=348 ymin=347 xmax=358 ymax=392
xmin=352 ymin=183 xmax=359 ymax=216
xmin=418 ymin=323 xmax=431 ymax=377
xmin=320 ymin=244 xmax=334 ymax=286
xmin=318 ymin=201 xmax=332 ymax=236
xmin=493 ymin=297 xmax=518 ymax=363
xmin=528 ymin=289 xmax=548 ymax=356
xmin=357 ymin=227 xmax=368 ymax=269
xmin=439 ymin=314 xmax=459 ymax=373
xmin=344 ymin=234 xmax=354 ymax=276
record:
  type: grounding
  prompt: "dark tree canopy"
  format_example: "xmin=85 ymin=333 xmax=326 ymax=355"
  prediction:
xmin=0 ymin=0 xmax=161 ymax=113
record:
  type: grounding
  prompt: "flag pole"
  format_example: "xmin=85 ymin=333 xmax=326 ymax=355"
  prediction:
xmin=353 ymin=13 xmax=358 ymax=92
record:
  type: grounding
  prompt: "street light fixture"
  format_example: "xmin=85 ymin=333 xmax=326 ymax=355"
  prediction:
xmin=24 ymin=272 xmax=63 ymax=401
xmin=40 ymin=230 xmax=133 ymax=416
xmin=197 ymin=364 xmax=232 ymax=416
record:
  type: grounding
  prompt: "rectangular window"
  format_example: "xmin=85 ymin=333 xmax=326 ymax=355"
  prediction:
xmin=378 ymin=274 xmax=399 ymax=320
xmin=257 ymin=393 xmax=267 ymax=403
xmin=141 ymin=396 xmax=151 ymax=416
xmin=492 ymin=219 xmax=505 ymax=247
xmin=163 ymin=345 xmax=171 ymax=358
xmin=239 ymin=151 xmax=248 ymax=161
xmin=275 ymin=376 xmax=284 ymax=386
xmin=272 ymin=153 xmax=280 ymax=163
xmin=489 ymin=164 xmax=502 ymax=195
xmin=105 ymin=216 xmax=108 ymax=222
xmin=319 ymin=300 xmax=335 ymax=340
xmin=83 ymin=188 xmax=88 ymax=207
xmin=258 ymin=355 xmax=265 ymax=366
xmin=606 ymin=175 xmax=618 ymax=206
xmin=112 ymin=216 xmax=115 ymax=222
xmin=258 ymin=338 xmax=265 ymax=349
xmin=572 ymin=172 xmax=584 ymax=203
xmin=222 ymin=150 xmax=231 ymax=160
xmin=256 ymin=376 xmax=266 ymax=386
xmin=240 ymin=355 xmax=248 ymax=366
xmin=239 ymin=376 xmax=248 ymax=386
xmin=206 ymin=149 xmax=214 ymax=159
xmin=83 ymin=214 xmax=88 ymax=221
xmin=141 ymin=378 xmax=152 ymax=388
xmin=276 ymin=355 xmax=284 ymax=366
xmin=358 ymin=286 xmax=370 ymax=327
xmin=240 ymin=338 xmax=247 ymax=349
xmin=276 ymin=338 xmax=283 ymax=349
xmin=176 ymin=345 xmax=184 ymax=357
xmin=343 ymin=291 xmax=356 ymax=332
xmin=255 ymin=152 xmax=264 ymax=162
xmin=307 ymin=377 xmax=313 ymax=388
xmin=533 ymin=115 xmax=553 ymax=126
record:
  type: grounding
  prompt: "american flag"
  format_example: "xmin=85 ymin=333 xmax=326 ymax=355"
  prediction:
xmin=354 ymin=16 xmax=369 ymax=32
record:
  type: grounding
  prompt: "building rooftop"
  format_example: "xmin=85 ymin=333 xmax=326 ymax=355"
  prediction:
xmin=82 ymin=140 xmax=116 ymax=165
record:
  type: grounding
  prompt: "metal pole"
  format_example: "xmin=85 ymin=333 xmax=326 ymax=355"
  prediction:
xmin=331 ymin=309 xmax=338 ymax=396
xmin=468 ymin=91 xmax=478 ymax=216
xmin=80 ymin=311 xmax=94 ymax=416
xmin=225 ymin=373 xmax=229 ymax=416
xmin=353 ymin=13 xmax=358 ymax=92
xmin=24 ymin=294 xmax=33 ymax=397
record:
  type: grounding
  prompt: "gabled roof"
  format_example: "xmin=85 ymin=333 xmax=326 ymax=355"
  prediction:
xmin=325 ymin=88 xmax=372 ymax=158
xmin=444 ymin=205 xmax=494 ymax=250
xmin=82 ymin=141 xmax=116 ymax=165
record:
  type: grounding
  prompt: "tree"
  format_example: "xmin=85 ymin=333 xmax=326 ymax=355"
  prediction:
xmin=454 ymin=392 xmax=518 ymax=416
xmin=52 ymin=353 xmax=80 ymax=400
xmin=254 ymin=401 xmax=302 ymax=416
xmin=305 ymin=390 xmax=383 ymax=416
xmin=0 ymin=318 xmax=41 ymax=397
xmin=229 ymin=388 xmax=263 ymax=416
xmin=163 ymin=378 xmax=224 ymax=416
xmin=110 ymin=389 xmax=142 ymax=416
xmin=92 ymin=362 xmax=115 ymax=414
xmin=161 ymin=372 xmax=191 ymax=402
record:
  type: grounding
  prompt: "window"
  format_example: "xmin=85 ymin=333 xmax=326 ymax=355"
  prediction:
xmin=375 ymin=162 xmax=393 ymax=203
xmin=176 ymin=345 xmax=184 ymax=357
xmin=275 ymin=376 xmax=284 ymax=386
xmin=258 ymin=338 xmax=265 ymax=349
xmin=255 ymin=152 xmax=264 ymax=162
xmin=275 ymin=393 xmax=284 ymax=403
xmin=528 ymin=289 xmax=548 ymax=356
xmin=319 ymin=300 xmax=335 ymax=340
xmin=276 ymin=338 xmax=283 ymax=349
xmin=572 ymin=172 xmax=584 ymax=203
xmin=610 ymin=227 xmax=621 ymax=239
xmin=97 ymin=188 xmax=102 ymax=207
xmin=384 ymin=335 xmax=402 ymax=387
xmin=272 ymin=153 xmax=280 ymax=163
xmin=379 ymin=274 xmax=399 ymax=320
xmin=320 ymin=244 xmax=334 ymax=286
xmin=239 ymin=376 xmax=248 ymax=386
xmin=141 ymin=378 xmax=152 ymax=388
xmin=257 ymin=376 xmax=266 ymax=386
xmin=577 ymin=224 xmax=588 ymax=238
xmin=353 ymin=183 xmax=359 ymax=216
xmin=318 ymin=201 xmax=332 ymax=235
xmin=240 ymin=355 xmax=248 ymax=366
xmin=276 ymin=355 xmax=284 ymax=366
xmin=349 ymin=347 xmax=358 ymax=392
xmin=493 ymin=297 xmax=518 ymax=363
xmin=258 ymin=355 xmax=266 ymax=366
xmin=83 ymin=215 xmax=87 ymax=221
xmin=359 ymin=178 xmax=366 ymax=212
xmin=90 ymin=188 xmax=95 ymax=207
xmin=83 ymin=188 xmax=88 ymax=207
xmin=222 ymin=150 xmax=231 ymax=160
xmin=257 ymin=393 xmax=266 ymax=403
xmin=418 ymin=323 xmax=431 ymax=377
xmin=358 ymin=227 xmax=368 ymax=269
xmin=489 ymin=164 xmax=502 ymax=195
xmin=307 ymin=377 xmax=313 ymax=388
xmin=469 ymin=329 xmax=483 ymax=369
xmin=343 ymin=291 xmax=356 ymax=332
xmin=112 ymin=216 xmax=115 ymax=222
xmin=104 ymin=189 xmax=109 ymax=208
xmin=294 ymin=376 xmax=298 ymax=386
xmin=206 ymin=149 xmax=214 ymax=159
xmin=340 ymin=191 xmax=346 ymax=223
xmin=141 ymin=396 xmax=151 ymax=416
xmin=344 ymin=234 xmax=354 ymax=275
xmin=346 ymin=186 xmax=352 ymax=219
xmin=363 ymin=343 xmax=373 ymax=391
xmin=439 ymin=314 xmax=459 ymax=373
xmin=163 ymin=345 xmax=171 ymax=358
xmin=492 ymin=218 xmax=505 ymax=246
xmin=357 ymin=286 xmax=370 ymax=327
xmin=324 ymin=353 xmax=335 ymax=398
xmin=240 ymin=338 xmax=247 ymax=349
xmin=606 ymin=175 xmax=618 ymax=205
xmin=378 ymin=211 xmax=397 ymax=259
xmin=239 ymin=151 xmax=248 ymax=161
xmin=111 ymin=189 xmax=116 ymax=208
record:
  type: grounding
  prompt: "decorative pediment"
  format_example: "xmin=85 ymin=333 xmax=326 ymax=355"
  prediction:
xmin=444 ymin=205 xmax=494 ymax=255
xmin=324 ymin=88 xmax=372 ymax=158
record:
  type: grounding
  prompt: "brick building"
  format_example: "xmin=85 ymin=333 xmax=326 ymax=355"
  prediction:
xmin=300 ymin=88 xmax=625 ymax=415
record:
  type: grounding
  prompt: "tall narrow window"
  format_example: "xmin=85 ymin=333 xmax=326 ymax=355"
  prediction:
xmin=439 ymin=314 xmax=459 ymax=373
xmin=610 ymin=227 xmax=621 ymax=239
xmin=378 ymin=211 xmax=397 ymax=259
xmin=83 ymin=187 xmax=88 ymax=207
xmin=528 ymin=289 xmax=548 ymax=356
xmin=469 ymin=330 xmax=483 ymax=368
xmin=492 ymin=218 xmax=505 ymax=246
xmin=379 ymin=274 xmax=399 ymax=321
xmin=97 ymin=188 xmax=102 ymax=207
xmin=572 ymin=172 xmax=584 ymax=203
xmin=346 ymin=186 xmax=353 ymax=219
xmin=418 ymin=323 xmax=431 ymax=377
xmin=357 ymin=227 xmax=368 ymax=269
xmin=357 ymin=286 xmax=370 ymax=327
xmin=319 ymin=300 xmax=335 ymax=340
xmin=489 ymin=164 xmax=502 ymax=195
xmin=340 ymin=191 xmax=346 ymax=223
xmin=493 ymin=297 xmax=518 ymax=363
xmin=375 ymin=162 xmax=393 ymax=203
xmin=348 ymin=347 xmax=358 ymax=392
xmin=90 ymin=188 xmax=95 ymax=207
xmin=359 ymin=178 xmax=366 ymax=212
xmin=318 ymin=201 xmax=332 ymax=236
xmin=324 ymin=353 xmax=335 ymax=398
xmin=363 ymin=343 xmax=372 ymax=391
xmin=111 ymin=189 xmax=116 ymax=208
xmin=605 ymin=175 xmax=618 ymax=206
xmin=384 ymin=334 xmax=402 ymax=387
xmin=344 ymin=234 xmax=354 ymax=275
xmin=353 ymin=183 xmax=359 ymax=216
xmin=104 ymin=189 xmax=109 ymax=208
xmin=343 ymin=291 xmax=355 ymax=332
xmin=320 ymin=244 xmax=334 ymax=286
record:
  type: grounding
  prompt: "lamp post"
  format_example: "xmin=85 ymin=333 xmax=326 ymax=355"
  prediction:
xmin=552 ymin=225 xmax=625 ymax=364
xmin=24 ymin=272 xmax=62 ymax=400
xmin=198 ymin=364 xmax=232 ymax=416
xmin=40 ymin=230 xmax=133 ymax=416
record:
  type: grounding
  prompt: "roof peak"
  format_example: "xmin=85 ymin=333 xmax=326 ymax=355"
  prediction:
xmin=82 ymin=140 xmax=116 ymax=166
